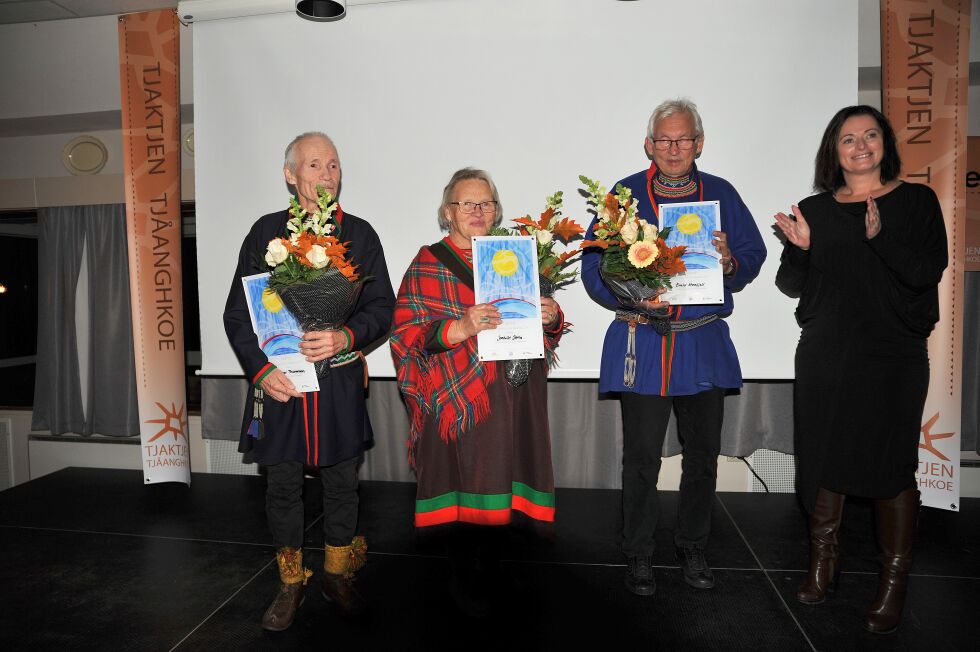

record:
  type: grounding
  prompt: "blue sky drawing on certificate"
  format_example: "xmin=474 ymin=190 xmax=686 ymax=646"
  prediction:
xmin=474 ymin=237 xmax=538 ymax=320
xmin=243 ymin=275 xmax=304 ymax=355
xmin=661 ymin=202 xmax=721 ymax=271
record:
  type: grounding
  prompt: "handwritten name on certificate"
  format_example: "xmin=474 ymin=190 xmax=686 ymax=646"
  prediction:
xmin=471 ymin=236 xmax=545 ymax=362
xmin=241 ymin=273 xmax=319 ymax=392
xmin=659 ymin=200 xmax=724 ymax=305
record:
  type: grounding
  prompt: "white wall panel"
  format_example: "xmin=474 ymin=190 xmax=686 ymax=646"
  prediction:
xmin=193 ymin=0 xmax=858 ymax=379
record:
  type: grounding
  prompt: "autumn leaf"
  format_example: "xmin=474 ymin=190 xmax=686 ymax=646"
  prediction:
xmin=551 ymin=217 xmax=584 ymax=242
xmin=536 ymin=207 xmax=555 ymax=230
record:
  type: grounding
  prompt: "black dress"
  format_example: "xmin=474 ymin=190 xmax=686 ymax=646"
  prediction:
xmin=223 ymin=209 xmax=395 ymax=467
xmin=775 ymin=182 xmax=947 ymax=511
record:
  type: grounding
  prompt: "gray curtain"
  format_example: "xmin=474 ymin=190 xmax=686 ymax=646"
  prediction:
xmin=32 ymin=205 xmax=139 ymax=437
xmin=32 ymin=209 xmax=86 ymax=434
xmin=202 ymin=377 xmax=794 ymax=488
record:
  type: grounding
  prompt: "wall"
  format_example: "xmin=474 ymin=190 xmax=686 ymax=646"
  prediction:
xmin=0 ymin=15 xmax=195 ymax=208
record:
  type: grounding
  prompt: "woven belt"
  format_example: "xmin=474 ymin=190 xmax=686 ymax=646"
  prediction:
xmin=329 ymin=351 xmax=369 ymax=388
xmin=614 ymin=310 xmax=719 ymax=388
xmin=615 ymin=310 xmax=718 ymax=335
xmin=329 ymin=351 xmax=359 ymax=368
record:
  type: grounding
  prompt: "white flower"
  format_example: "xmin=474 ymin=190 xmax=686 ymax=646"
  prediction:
xmin=536 ymin=229 xmax=553 ymax=245
xmin=620 ymin=219 xmax=639 ymax=245
xmin=265 ymin=239 xmax=289 ymax=266
xmin=290 ymin=233 xmax=300 ymax=246
xmin=306 ymin=244 xmax=329 ymax=269
xmin=640 ymin=219 xmax=658 ymax=242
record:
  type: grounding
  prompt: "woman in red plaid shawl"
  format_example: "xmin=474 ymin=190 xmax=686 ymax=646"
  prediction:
xmin=390 ymin=168 xmax=565 ymax=613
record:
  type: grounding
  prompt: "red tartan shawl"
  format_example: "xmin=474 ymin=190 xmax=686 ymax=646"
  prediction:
xmin=389 ymin=241 xmax=498 ymax=463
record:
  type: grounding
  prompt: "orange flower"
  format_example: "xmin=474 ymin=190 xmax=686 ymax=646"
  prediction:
xmin=627 ymin=241 xmax=659 ymax=269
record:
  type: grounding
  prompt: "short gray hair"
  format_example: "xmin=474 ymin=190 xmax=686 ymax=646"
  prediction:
xmin=437 ymin=167 xmax=503 ymax=231
xmin=646 ymin=98 xmax=704 ymax=140
xmin=284 ymin=131 xmax=336 ymax=171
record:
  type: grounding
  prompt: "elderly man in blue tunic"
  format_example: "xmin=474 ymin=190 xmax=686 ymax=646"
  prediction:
xmin=583 ymin=98 xmax=766 ymax=597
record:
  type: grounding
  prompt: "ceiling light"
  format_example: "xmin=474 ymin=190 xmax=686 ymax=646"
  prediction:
xmin=296 ymin=1 xmax=346 ymax=22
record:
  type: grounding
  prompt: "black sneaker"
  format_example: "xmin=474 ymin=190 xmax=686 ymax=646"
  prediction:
xmin=676 ymin=546 xmax=715 ymax=589
xmin=625 ymin=555 xmax=656 ymax=596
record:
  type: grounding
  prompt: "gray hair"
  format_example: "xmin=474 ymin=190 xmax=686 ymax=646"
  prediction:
xmin=646 ymin=98 xmax=704 ymax=139
xmin=283 ymin=131 xmax=336 ymax=171
xmin=437 ymin=167 xmax=503 ymax=231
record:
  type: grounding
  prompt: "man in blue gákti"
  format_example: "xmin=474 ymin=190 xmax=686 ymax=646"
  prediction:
xmin=582 ymin=98 xmax=766 ymax=597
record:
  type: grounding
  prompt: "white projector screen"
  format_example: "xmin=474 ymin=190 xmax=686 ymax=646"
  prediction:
xmin=194 ymin=0 xmax=857 ymax=379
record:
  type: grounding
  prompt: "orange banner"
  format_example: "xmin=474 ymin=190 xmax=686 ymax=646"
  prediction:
xmin=119 ymin=10 xmax=190 ymax=484
xmin=967 ymin=137 xmax=980 ymax=271
xmin=882 ymin=0 xmax=969 ymax=511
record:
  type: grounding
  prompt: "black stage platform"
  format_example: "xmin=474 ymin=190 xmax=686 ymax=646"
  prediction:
xmin=1 ymin=468 xmax=976 ymax=651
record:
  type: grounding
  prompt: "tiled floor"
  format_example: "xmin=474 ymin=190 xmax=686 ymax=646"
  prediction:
xmin=1 ymin=468 xmax=975 ymax=651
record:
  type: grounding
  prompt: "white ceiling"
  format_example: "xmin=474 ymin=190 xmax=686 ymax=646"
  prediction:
xmin=0 ymin=0 xmax=177 ymax=24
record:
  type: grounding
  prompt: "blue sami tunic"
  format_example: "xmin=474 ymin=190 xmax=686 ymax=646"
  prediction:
xmin=582 ymin=163 xmax=766 ymax=396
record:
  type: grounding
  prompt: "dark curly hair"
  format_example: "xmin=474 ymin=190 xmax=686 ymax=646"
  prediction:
xmin=813 ymin=105 xmax=901 ymax=193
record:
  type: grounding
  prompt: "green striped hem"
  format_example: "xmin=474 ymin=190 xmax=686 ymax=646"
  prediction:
xmin=416 ymin=482 xmax=554 ymax=513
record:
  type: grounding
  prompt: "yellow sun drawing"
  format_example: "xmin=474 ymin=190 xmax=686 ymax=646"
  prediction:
xmin=491 ymin=249 xmax=519 ymax=276
xmin=262 ymin=288 xmax=284 ymax=313
xmin=676 ymin=213 xmax=703 ymax=235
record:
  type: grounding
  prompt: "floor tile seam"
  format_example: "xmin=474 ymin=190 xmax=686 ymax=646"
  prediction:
xmin=362 ymin=550 xmax=793 ymax=572
xmin=760 ymin=566 xmax=980 ymax=581
xmin=715 ymin=493 xmax=818 ymax=652
xmin=0 ymin=524 xmax=276 ymax=548
xmin=169 ymin=557 xmax=277 ymax=652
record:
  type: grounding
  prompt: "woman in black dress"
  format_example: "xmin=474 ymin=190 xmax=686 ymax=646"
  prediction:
xmin=774 ymin=105 xmax=947 ymax=634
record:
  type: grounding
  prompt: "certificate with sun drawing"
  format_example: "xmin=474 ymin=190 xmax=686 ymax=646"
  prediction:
xmin=471 ymin=236 xmax=546 ymax=362
xmin=242 ymin=272 xmax=319 ymax=392
xmin=659 ymin=201 xmax=724 ymax=305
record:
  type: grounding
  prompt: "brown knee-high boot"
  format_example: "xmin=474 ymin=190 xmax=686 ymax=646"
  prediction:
xmin=865 ymin=488 xmax=919 ymax=634
xmin=797 ymin=488 xmax=845 ymax=604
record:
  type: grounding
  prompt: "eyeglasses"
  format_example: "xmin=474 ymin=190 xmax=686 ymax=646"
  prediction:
xmin=650 ymin=137 xmax=699 ymax=151
xmin=450 ymin=200 xmax=497 ymax=214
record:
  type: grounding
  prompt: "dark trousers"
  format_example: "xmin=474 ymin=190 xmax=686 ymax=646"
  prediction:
xmin=266 ymin=457 xmax=360 ymax=549
xmin=621 ymin=388 xmax=724 ymax=556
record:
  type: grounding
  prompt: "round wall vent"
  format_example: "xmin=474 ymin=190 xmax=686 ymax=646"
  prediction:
xmin=62 ymin=136 xmax=108 ymax=175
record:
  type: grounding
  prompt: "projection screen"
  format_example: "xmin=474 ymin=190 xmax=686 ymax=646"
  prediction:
xmin=193 ymin=0 xmax=857 ymax=379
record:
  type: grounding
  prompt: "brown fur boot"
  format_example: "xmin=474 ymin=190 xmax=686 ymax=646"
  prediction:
xmin=261 ymin=547 xmax=312 ymax=631
xmin=321 ymin=535 xmax=367 ymax=617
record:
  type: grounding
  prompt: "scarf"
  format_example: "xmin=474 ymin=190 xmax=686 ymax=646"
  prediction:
xmin=390 ymin=238 xmax=498 ymax=467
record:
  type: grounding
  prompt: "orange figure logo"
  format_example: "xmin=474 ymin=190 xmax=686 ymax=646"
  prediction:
xmin=146 ymin=401 xmax=188 ymax=442
xmin=918 ymin=412 xmax=954 ymax=461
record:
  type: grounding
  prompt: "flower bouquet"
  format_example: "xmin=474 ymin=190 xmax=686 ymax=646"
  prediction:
xmin=491 ymin=190 xmax=585 ymax=297
xmin=579 ymin=175 xmax=686 ymax=308
xmin=491 ymin=191 xmax=583 ymax=387
xmin=264 ymin=186 xmax=365 ymax=376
